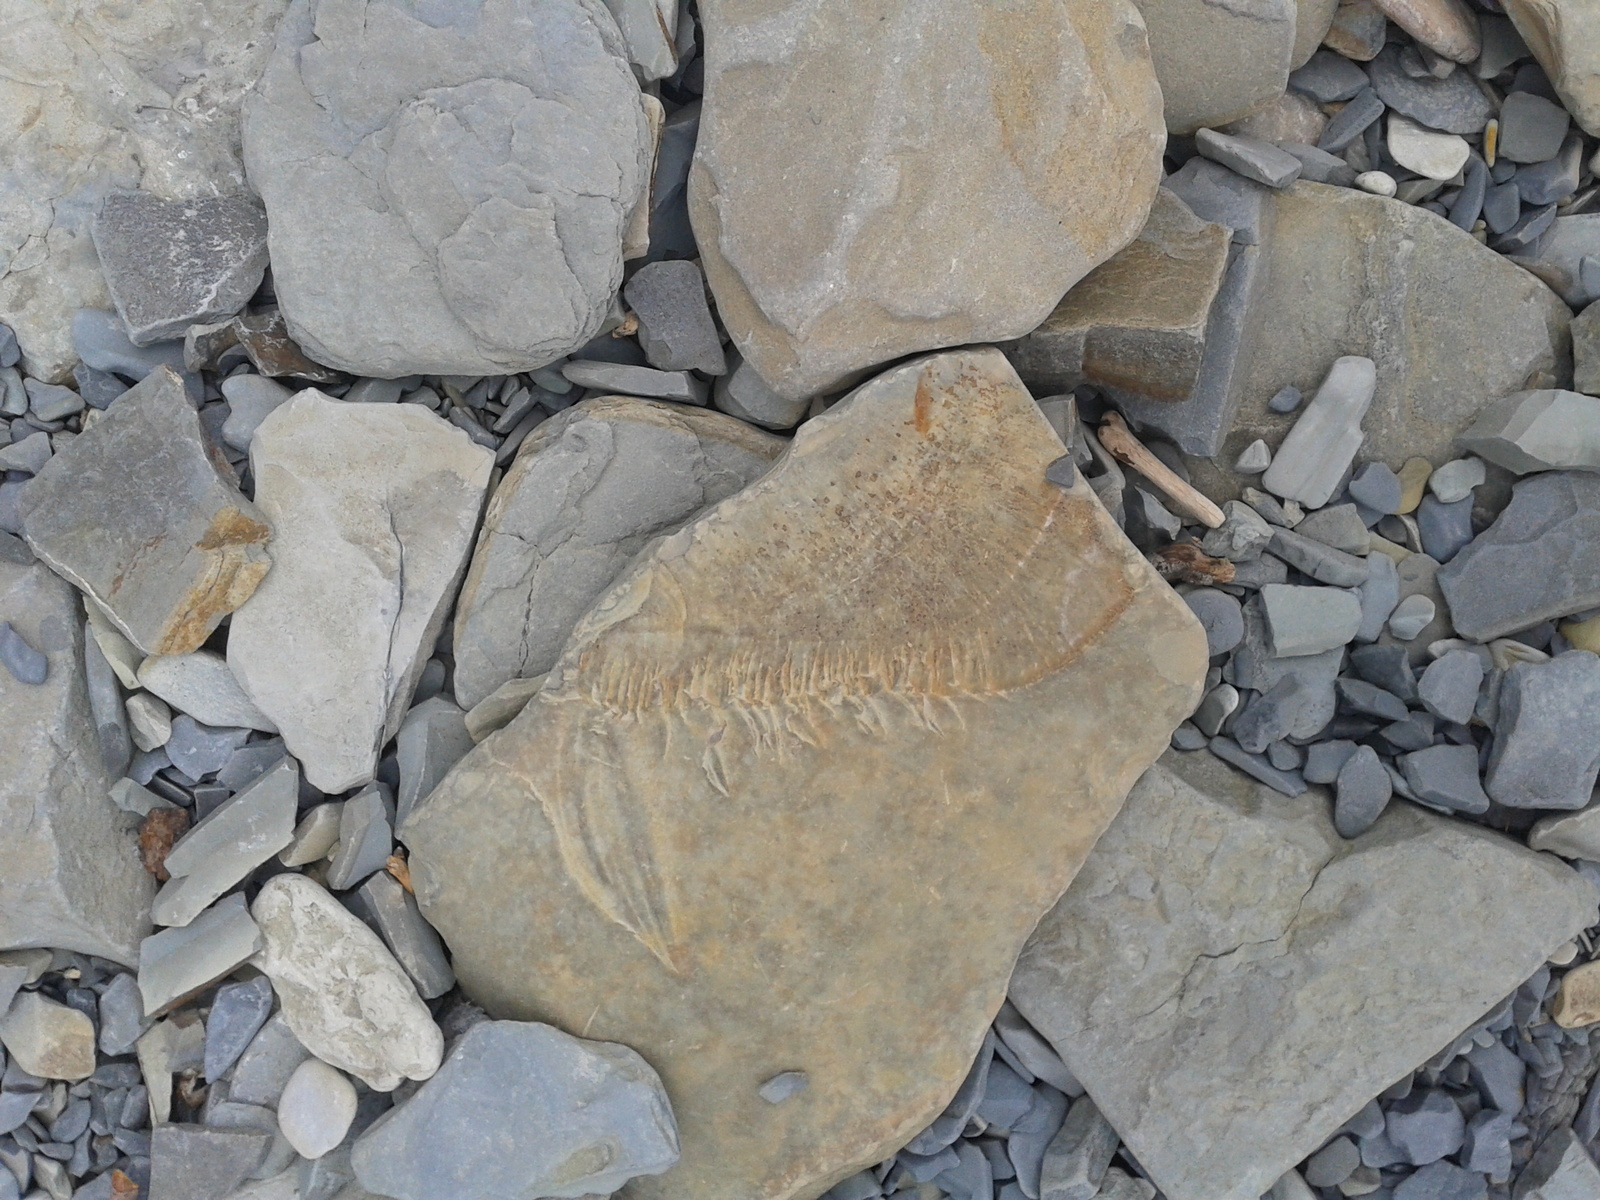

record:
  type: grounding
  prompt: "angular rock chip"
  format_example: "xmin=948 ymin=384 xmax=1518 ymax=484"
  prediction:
xmin=19 ymin=366 xmax=271 ymax=656
xmin=228 ymin=392 xmax=492 ymax=793
xmin=1457 ymin=390 xmax=1600 ymax=475
xmin=241 ymin=0 xmax=651 ymax=377
xmin=351 ymin=1021 xmax=679 ymax=1200
xmin=92 ymin=191 xmax=268 ymax=346
xmin=1004 ymin=189 xmax=1230 ymax=404
xmin=137 ymin=893 xmax=262 ymax=1017
xmin=0 ymin=0 xmax=290 ymax=383
xmin=251 ymin=873 xmax=443 ymax=1092
xmin=0 ymin=992 xmax=96 ymax=1080
xmin=1178 ymin=183 xmax=1571 ymax=475
xmin=453 ymin=396 xmax=784 ymax=710
xmin=1485 ymin=651 xmax=1600 ymax=810
xmin=0 ymin=558 xmax=152 ymax=965
xmin=1437 ymin=472 xmax=1600 ymax=642
xmin=1137 ymin=0 xmax=1297 ymax=134
xmin=689 ymin=0 xmax=1166 ymax=401
xmin=1503 ymin=1 xmax=1600 ymax=137
xmin=1009 ymin=749 xmax=1599 ymax=1200
xmin=404 ymin=348 xmax=1208 ymax=1200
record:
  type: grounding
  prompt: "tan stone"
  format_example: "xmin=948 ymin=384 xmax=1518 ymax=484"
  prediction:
xmin=690 ymin=0 xmax=1166 ymax=402
xmin=1222 ymin=92 xmax=1330 ymax=146
xmin=1005 ymin=189 xmax=1230 ymax=401
xmin=1397 ymin=457 xmax=1433 ymax=514
xmin=1137 ymin=0 xmax=1298 ymax=134
xmin=1372 ymin=0 xmax=1482 ymax=62
xmin=1503 ymin=0 xmax=1600 ymax=136
xmin=404 ymin=348 xmax=1208 ymax=1200
xmin=1553 ymin=960 xmax=1600 ymax=1027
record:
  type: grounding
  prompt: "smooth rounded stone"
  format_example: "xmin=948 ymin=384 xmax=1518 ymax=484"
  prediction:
xmin=452 ymin=397 xmax=783 ymax=711
xmin=1304 ymin=1136 xmax=1361 ymax=1188
xmin=1192 ymin=683 xmax=1241 ymax=738
xmin=0 ymin=621 xmax=46 ymax=685
xmin=624 ymin=260 xmax=726 ymax=376
xmin=1398 ymin=744 xmax=1490 ymax=814
xmin=135 ymin=651 xmax=275 ymax=734
xmin=1458 ymin=390 xmax=1600 ymax=475
xmin=1503 ymin=1 xmax=1600 ymax=138
xmin=352 ymin=1021 xmax=678 ymax=1200
xmin=251 ymin=874 xmax=442 ymax=1092
xmin=1386 ymin=114 xmax=1471 ymax=181
xmin=1368 ymin=45 xmax=1494 ymax=135
xmin=405 ymin=349 xmax=1208 ymax=1200
xmin=713 ymin=356 xmax=810 ymax=431
xmin=1261 ymin=585 xmax=1363 ymax=658
xmin=1009 ymin=748 xmax=1598 ymax=1200
xmin=1397 ymin=459 xmax=1432 ymax=514
xmin=1389 ymin=594 xmax=1438 ymax=641
xmin=18 ymin=367 xmax=270 ymax=656
xmin=242 ymin=0 xmax=650 ymax=378
xmin=1355 ymin=170 xmax=1398 ymax=197
xmin=1296 ymin=505 xmax=1370 ymax=556
xmin=1417 ymin=650 xmax=1484 ymax=725
xmin=690 ymin=0 xmax=1165 ymax=404
xmin=1485 ymin=651 xmax=1600 ymax=810
xmin=1235 ymin=440 xmax=1273 ymax=474
xmin=1171 ymin=722 xmax=1208 ymax=752
xmin=0 ymin=3 xmax=289 ymax=384
xmin=0 ymin=994 xmax=94 ymax=1080
xmin=1264 ymin=357 xmax=1376 ymax=509
xmin=219 ymin=375 xmax=294 ymax=453
xmin=1499 ymin=90 xmax=1572 ymax=164
xmin=1185 ymin=590 xmax=1246 ymax=657
xmin=0 ymin=559 xmax=153 ymax=964
xmin=1318 ymin=87 xmax=1386 ymax=154
xmin=1303 ymin=739 xmax=1359 ymax=785
xmin=1438 ymin=473 xmax=1600 ymax=642
xmin=1324 ymin=0 xmax=1389 ymax=60
xmin=1427 ymin=458 xmax=1486 ymax=504
xmin=1138 ymin=0 xmax=1296 ymax=133
xmin=1291 ymin=50 xmax=1371 ymax=102
xmin=1371 ymin=0 xmax=1480 ymax=61
xmin=277 ymin=1059 xmax=357 ymax=1160
xmin=92 ymin=191 xmax=267 ymax=346
xmin=228 ymin=393 xmax=492 ymax=793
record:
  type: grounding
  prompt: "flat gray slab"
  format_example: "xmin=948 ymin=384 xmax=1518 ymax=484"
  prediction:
xmin=1009 ymin=749 xmax=1598 ymax=1200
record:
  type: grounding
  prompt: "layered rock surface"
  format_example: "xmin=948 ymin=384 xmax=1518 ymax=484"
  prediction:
xmin=227 ymin=391 xmax=492 ymax=793
xmin=689 ymin=0 xmax=1166 ymax=401
xmin=0 ymin=559 xmax=153 ymax=964
xmin=241 ymin=0 xmax=652 ymax=377
xmin=1010 ymin=750 xmax=1598 ymax=1200
xmin=1136 ymin=0 xmax=1298 ymax=133
xmin=404 ymin=348 xmax=1207 ymax=1200
xmin=452 ymin=397 xmax=784 ymax=710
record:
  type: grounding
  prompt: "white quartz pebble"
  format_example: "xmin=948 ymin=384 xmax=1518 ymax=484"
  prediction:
xmin=277 ymin=1057 xmax=358 ymax=1159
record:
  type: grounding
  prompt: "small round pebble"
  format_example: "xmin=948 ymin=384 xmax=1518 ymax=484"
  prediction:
xmin=277 ymin=1057 xmax=358 ymax=1159
xmin=1170 ymin=721 xmax=1207 ymax=751
xmin=1549 ymin=941 xmax=1580 ymax=966
xmin=1304 ymin=1135 xmax=1361 ymax=1188
xmin=1234 ymin=439 xmax=1272 ymax=474
xmin=1389 ymin=595 xmax=1437 ymax=641
xmin=1267 ymin=385 xmax=1303 ymax=414
xmin=1184 ymin=588 xmax=1246 ymax=658
xmin=0 ymin=621 xmax=47 ymax=685
xmin=1356 ymin=171 xmax=1398 ymax=197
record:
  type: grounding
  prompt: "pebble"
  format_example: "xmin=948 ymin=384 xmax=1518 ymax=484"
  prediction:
xmin=1396 ymin=458 xmax=1432 ymax=514
xmin=0 ymin=993 xmax=95 ymax=1081
xmin=228 ymin=1014 xmax=311 ymax=1108
xmin=1551 ymin=961 xmax=1600 ymax=1028
xmin=1336 ymin=678 xmax=1410 ymax=722
xmin=1335 ymin=746 xmax=1393 ymax=839
xmin=1268 ymin=528 xmax=1370 ymax=587
xmin=1530 ymin=806 xmax=1600 ymax=860
xmin=1415 ymin=496 xmax=1474 ymax=563
xmin=1386 ymin=1088 xmax=1465 ymax=1165
xmin=0 ymin=431 xmax=51 ymax=475
xmin=23 ymin=380 xmax=84 ymax=422
xmin=138 ymin=650 xmax=277 ymax=732
xmin=1184 ymin=589 xmax=1246 ymax=657
xmin=277 ymin=1058 xmax=357 ymax=1159
xmin=163 ymin=715 xmax=252 ymax=782
xmin=124 ymin=692 xmax=172 ymax=752
xmin=1195 ymin=129 xmax=1304 ymax=189
xmin=1485 ymin=651 xmax=1600 ymax=809
xmin=1290 ymin=51 xmax=1370 ymax=103
xmin=1319 ymin=88 xmax=1386 ymax=153
xmin=280 ymin=803 xmax=343 ymax=868
xmin=1427 ymin=458 xmax=1486 ymax=503
xmin=148 ymin=1123 xmax=272 ymax=1200
xmin=1368 ymin=45 xmax=1494 ymax=134
xmin=204 ymin=976 xmax=275 ymax=1083
xmin=1234 ymin=439 xmax=1272 ymax=474
xmin=84 ymin=632 xmax=132 ymax=777
xmin=1518 ymin=133 xmax=1585 ymax=206
xmin=1192 ymin=683 xmax=1241 ymax=737
xmin=623 ymin=260 xmax=727 ymax=375
xmin=1356 ymin=552 xmax=1401 ymax=642
xmin=1296 ymin=505 xmax=1370 ymax=556
xmin=560 ymin=360 xmax=710 ymax=405
xmin=1261 ymin=585 xmax=1364 ymax=657
xmin=1417 ymin=650 xmax=1484 ymax=724
xmin=1038 ymin=1094 xmax=1119 ymax=1200
xmin=394 ymin=698 xmax=475 ymax=825
xmin=1356 ymin=170 xmax=1399 ymax=197
xmin=1386 ymin=114 xmax=1471 ymax=180
xmin=1369 ymin=0 xmax=1480 ymax=63
xmin=1392 ymin=1160 xmax=1487 ymax=1200
xmin=136 ymin=892 xmax=262 ymax=1017
xmin=1304 ymin=1136 xmax=1361 ymax=1188
xmin=1304 ymin=739 xmax=1360 ymax=784
xmin=1348 ymin=462 xmax=1403 ymax=515
xmin=1498 ymin=90 xmax=1571 ymax=164
xmin=1398 ymin=744 xmax=1490 ymax=814
xmin=1263 ymin=357 xmax=1376 ymax=509
xmin=1268 ymin=386 xmax=1304 ymax=415
xmin=1460 ymin=1108 xmax=1513 ymax=1177
xmin=349 ymin=871 xmax=456 ymax=1000
xmin=1388 ymin=594 xmax=1438 ymax=641
xmin=1235 ymin=676 xmax=1320 ymax=754
xmin=714 ymin=355 xmax=810 ymax=430
xmin=219 ymin=375 xmax=294 ymax=452
xmin=324 ymin=784 xmax=393 ymax=891
xmin=0 ymin=325 xmax=15 ymax=369
xmin=0 ymin=622 xmax=46 ymax=684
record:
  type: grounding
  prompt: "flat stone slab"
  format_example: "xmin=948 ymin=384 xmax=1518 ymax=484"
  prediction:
xmin=1009 ymin=749 xmax=1598 ymax=1200
xmin=452 ymin=396 xmax=784 ymax=710
xmin=19 ymin=366 xmax=271 ymax=656
xmin=1456 ymin=389 xmax=1600 ymax=475
xmin=404 ymin=348 xmax=1207 ymax=1200
xmin=0 ymin=558 xmax=152 ymax=964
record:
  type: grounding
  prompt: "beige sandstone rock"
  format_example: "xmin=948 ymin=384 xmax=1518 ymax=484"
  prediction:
xmin=1372 ymin=0 xmax=1482 ymax=62
xmin=1296 ymin=0 xmax=1345 ymax=66
xmin=0 ymin=0 xmax=292 ymax=381
xmin=1503 ymin=0 xmax=1600 ymax=136
xmin=1005 ymin=189 xmax=1230 ymax=402
xmin=1137 ymin=0 xmax=1299 ymax=133
xmin=404 ymin=348 xmax=1207 ymax=1200
xmin=690 ymin=0 xmax=1166 ymax=402
xmin=1553 ymin=960 xmax=1600 ymax=1028
xmin=1222 ymin=92 xmax=1330 ymax=146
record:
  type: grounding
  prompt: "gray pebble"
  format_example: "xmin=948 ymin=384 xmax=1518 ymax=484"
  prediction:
xmin=1290 ymin=51 xmax=1370 ymax=103
xmin=1335 ymin=746 xmax=1392 ymax=839
xmin=1266 ymin=741 xmax=1303 ymax=772
xmin=1229 ymin=554 xmax=1290 ymax=589
xmin=83 ymin=630 xmax=131 ymax=776
xmin=1304 ymin=739 xmax=1359 ymax=784
xmin=1428 ymin=458 xmax=1485 ymax=504
xmin=1277 ymin=143 xmax=1359 ymax=187
xmin=1191 ymin=683 xmax=1240 ymax=737
xmin=1200 ymin=501 xmax=1274 ymax=563
xmin=23 ymin=380 xmax=83 ymax=422
xmin=0 ymin=431 xmax=51 ymax=475
xmin=1303 ymin=1135 xmax=1360 ymax=1188
xmin=204 ymin=977 xmax=274 ymax=1083
xmin=344 ymin=378 xmax=403 ymax=405
xmin=1045 ymin=456 xmax=1078 ymax=490
xmin=624 ymin=260 xmax=727 ymax=375
xmin=1518 ymin=133 xmax=1585 ymax=205
xmin=73 ymin=362 xmax=128 ymax=409
xmin=1234 ymin=439 xmax=1272 ymax=474
xmin=1382 ymin=710 xmax=1438 ymax=753
xmin=1296 ymin=504 xmax=1369 ymax=555
xmin=0 ymin=622 xmax=46 ymax=684
xmin=1243 ymin=487 xmax=1301 ymax=528
xmin=1399 ymin=744 xmax=1490 ymax=814
xmin=1171 ymin=721 xmax=1208 ymax=752
xmin=1184 ymin=589 xmax=1245 ymax=657
xmin=164 ymin=716 xmax=251 ymax=780
xmin=1448 ymin=156 xmax=1489 ymax=231
xmin=1336 ymin=677 xmax=1409 ymax=722
xmin=1498 ymin=90 xmax=1571 ymax=163
xmin=1459 ymin=1108 xmax=1512 ymax=1178
xmin=97 ymin=972 xmax=147 ymax=1057
xmin=1317 ymin=86 xmax=1385 ymax=153
xmin=1417 ymin=650 xmax=1485 ymax=725
xmin=1195 ymin=129 xmax=1303 ymax=189
xmin=1391 ymin=1160 xmax=1487 ymax=1200
xmin=1368 ymin=46 xmax=1494 ymax=135
xmin=1209 ymin=735 xmax=1307 ymax=796
xmin=1465 ymin=1039 xmax=1524 ymax=1113
xmin=560 ymin=360 xmax=709 ymax=405
xmin=758 ymin=1071 xmax=809 ymax=1104
xmin=1234 ymin=676 xmax=1316 ymax=754
xmin=1349 ymin=643 xmax=1419 ymax=700
xmin=1483 ymin=180 xmax=1522 ymax=234
xmin=1261 ymin=583 xmax=1363 ymax=656
xmin=0 ymin=324 xmax=16 ymax=369
xmin=1491 ymin=200 xmax=1558 ymax=254
xmin=1416 ymin=495 xmax=1474 ymax=564
xmin=1356 ymin=551 xmax=1400 ymax=643
xmin=1485 ymin=650 xmax=1600 ymax=809
xmin=1267 ymin=385 xmax=1303 ymax=415
xmin=1347 ymin=462 xmax=1402 ymax=516
xmin=1386 ymin=1088 xmax=1465 ymax=1166
xmin=1388 ymin=594 xmax=1438 ymax=641
xmin=1267 ymin=528 xmax=1369 ymax=587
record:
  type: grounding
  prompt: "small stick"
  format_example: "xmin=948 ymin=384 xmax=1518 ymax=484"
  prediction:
xmin=1098 ymin=412 xmax=1226 ymax=529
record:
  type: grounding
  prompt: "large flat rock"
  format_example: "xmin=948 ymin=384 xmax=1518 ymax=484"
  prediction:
xmin=1009 ymin=749 xmax=1598 ymax=1200
xmin=241 ymin=0 xmax=652 ymax=378
xmin=1503 ymin=0 xmax=1600 ymax=137
xmin=453 ymin=397 xmax=784 ymax=710
xmin=227 ymin=392 xmax=493 ymax=793
xmin=0 ymin=0 xmax=291 ymax=382
xmin=689 ymin=0 xmax=1166 ymax=401
xmin=403 ymin=348 xmax=1208 ymax=1200
xmin=0 ymin=560 xmax=153 ymax=965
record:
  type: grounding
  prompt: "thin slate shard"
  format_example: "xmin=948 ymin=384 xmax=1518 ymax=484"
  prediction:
xmin=404 ymin=348 xmax=1207 ymax=1200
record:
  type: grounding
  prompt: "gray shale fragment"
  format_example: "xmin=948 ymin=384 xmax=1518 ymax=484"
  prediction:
xmin=624 ymin=260 xmax=728 ymax=375
xmin=1398 ymin=744 xmax=1491 ymax=814
xmin=1456 ymin=390 xmax=1600 ymax=475
xmin=241 ymin=0 xmax=652 ymax=377
xmin=1009 ymin=749 xmax=1599 ymax=1200
xmin=350 ymin=871 xmax=456 ymax=1000
xmin=18 ymin=366 xmax=271 ymax=657
xmin=91 ymin=192 xmax=268 ymax=347
xmin=350 ymin=1020 xmax=680 ymax=1200
xmin=1486 ymin=651 xmax=1600 ymax=810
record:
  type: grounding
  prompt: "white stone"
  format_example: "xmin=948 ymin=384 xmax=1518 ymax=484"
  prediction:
xmin=0 ymin=992 xmax=96 ymax=1080
xmin=250 ymin=873 xmax=443 ymax=1091
xmin=1234 ymin=439 xmax=1273 ymax=474
xmin=137 ymin=651 xmax=277 ymax=732
xmin=1389 ymin=593 xmax=1438 ymax=640
xmin=1356 ymin=171 xmax=1398 ymax=197
xmin=277 ymin=1057 xmax=358 ymax=1159
xmin=228 ymin=393 xmax=493 ymax=793
xmin=1428 ymin=456 xmax=1487 ymax=502
xmin=1386 ymin=114 xmax=1472 ymax=180
xmin=1263 ymin=357 xmax=1377 ymax=508
xmin=126 ymin=692 xmax=173 ymax=752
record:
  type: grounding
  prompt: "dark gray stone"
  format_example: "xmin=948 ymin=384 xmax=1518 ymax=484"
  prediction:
xmin=1399 ymin=744 xmax=1490 ymax=814
xmin=163 ymin=716 xmax=250 ymax=781
xmin=1449 ymin=157 xmax=1489 ymax=231
xmin=1317 ymin=86 xmax=1385 ymax=152
xmin=350 ymin=871 xmax=456 ymax=1000
xmin=1335 ymin=745 xmax=1391 ymax=839
xmin=24 ymin=380 xmax=82 ymax=422
xmin=1518 ymin=134 xmax=1585 ymax=206
xmin=1277 ymin=143 xmax=1359 ymax=187
xmin=1368 ymin=46 xmax=1494 ymax=134
xmin=203 ymin=977 xmax=273 ymax=1083
xmin=624 ymin=260 xmax=727 ymax=376
xmin=1348 ymin=462 xmax=1402 ymax=515
xmin=1303 ymin=1135 xmax=1360 ymax=1187
xmin=1296 ymin=505 xmax=1369 ymax=555
xmin=1234 ymin=676 xmax=1317 ymax=754
xmin=1290 ymin=51 xmax=1369 ymax=102
xmin=1508 ymin=215 xmax=1600 ymax=308
xmin=1349 ymin=644 xmax=1418 ymax=701
xmin=1418 ymin=650 xmax=1485 ymax=725
xmin=1438 ymin=473 xmax=1600 ymax=642
xmin=83 ymin=631 xmax=131 ymax=778
xmin=1385 ymin=1089 xmax=1464 ymax=1165
xmin=1184 ymin=589 xmax=1245 ymax=657
xmin=1498 ymin=91 xmax=1571 ymax=164
xmin=324 ymin=783 xmax=393 ymax=891
xmin=1268 ymin=386 xmax=1303 ymax=415
xmin=1336 ymin=678 xmax=1409 ymax=722
xmin=1195 ymin=129 xmax=1303 ymax=189
xmin=1486 ymin=651 xmax=1600 ymax=810
xmin=91 ymin=192 xmax=268 ymax=347
xmin=1460 ymin=1108 xmax=1512 ymax=1178
xmin=1416 ymin=495 xmax=1474 ymax=563
xmin=350 ymin=1020 xmax=679 ymax=1200
xmin=1267 ymin=528 xmax=1369 ymax=587
xmin=1304 ymin=740 xmax=1359 ymax=785
xmin=1465 ymin=1039 xmax=1524 ymax=1113
xmin=0 ymin=621 xmax=45 ymax=684
xmin=1484 ymin=180 xmax=1522 ymax=235
xmin=71 ymin=363 xmax=126 ymax=409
